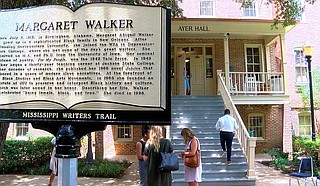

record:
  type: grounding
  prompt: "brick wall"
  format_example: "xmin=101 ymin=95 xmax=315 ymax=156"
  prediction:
xmin=284 ymin=2 xmax=320 ymax=145
xmin=93 ymin=125 xmax=168 ymax=155
xmin=269 ymin=40 xmax=282 ymax=72
xmin=229 ymin=39 xmax=265 ymax=72
xmin=112 ymin=125 xmax=141 ymax=155
xmin=7 ymin=123 xmax=52 ymax=140
xmin=237 ymin=104 xmax=284 ymax=153
xmin=87 ymin=125 xmax=139 ymax=157
xmin=283 ymin=104 xmax=293 ymax=153
xmin=172 ymin=38 xmax=265 ymax=73
xmin=179 ymin=0 xmax=273 ymax=19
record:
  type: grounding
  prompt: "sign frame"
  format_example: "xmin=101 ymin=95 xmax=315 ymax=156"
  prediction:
xmin=0 ymin=3 xmax=171 ymax=127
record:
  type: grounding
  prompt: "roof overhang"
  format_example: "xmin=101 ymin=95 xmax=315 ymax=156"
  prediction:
xmin=171 ymin=18 xmax=295 ymax=40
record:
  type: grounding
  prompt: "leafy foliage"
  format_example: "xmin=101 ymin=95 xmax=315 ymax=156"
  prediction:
xmin=78 ymin=158 xmax=131 ymax=178
xmin=292 ymin=136 xmax=320 ymax=174
xmin=23 ymin=159 xmax=130 ymax=178
xmin=25 ymin=161 xmax=51 ymax=175
xmin=292 ymin=135 xmax=320 ymax=159
xmin=299 ymin=68 xmax=320 ymax=109
xmin=0 ymin=137 xmax=130 ymax=178
xmin=136 ymin=0 xmax=183 ymax=18
xmin=1 ymin=0 xmax=315 ymax=23
xmin=0 ymin=136 xmax=52 ymax=174
xmin=234 ymin=0 xmax=316 ymax=28
xmin=263 ymin=136 xmax=320 ymax=174
xmin=270 ymin=0 xmax=304 ymax=29
xmin=272 ymin=157 xmax=289 ymax=170
xmin=263 ymin=148 xmax=289 ymax=170
xmin=24 ymin=158 xmax=131 ymax=177
xmin=0 ymin=0 xmax=183 ymax=18
xmin=263 ymin=148 xmax=283 ymax=160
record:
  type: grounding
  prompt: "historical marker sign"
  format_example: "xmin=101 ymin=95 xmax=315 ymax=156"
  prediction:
xmin=0 ymin=3 xmax=171 ymax=125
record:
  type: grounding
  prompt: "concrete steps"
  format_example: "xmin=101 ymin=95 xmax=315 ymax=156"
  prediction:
xmin=171 ymin=96 xmax=255 ymax=186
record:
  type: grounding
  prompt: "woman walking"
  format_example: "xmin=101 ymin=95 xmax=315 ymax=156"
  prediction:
xmin=144 ymin=126 xmax=173 ymax=186
xmin=179 ymin=128 xmax=202 ymax=186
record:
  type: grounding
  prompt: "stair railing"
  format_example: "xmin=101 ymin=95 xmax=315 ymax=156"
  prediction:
xmin=217 ymin=70 xmax=257 ymax=179
xmin=165 ymin=126 xmax=171 ymax=140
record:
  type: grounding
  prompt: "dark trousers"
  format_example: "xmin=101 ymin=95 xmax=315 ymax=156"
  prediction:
xmin=220 ymin=131 xmax=234 ymax=161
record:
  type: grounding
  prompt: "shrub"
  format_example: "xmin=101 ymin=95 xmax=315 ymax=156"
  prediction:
xmin=25 ymin=162 xmax=50 ymax=175
xmin=262 ymin=148 xmax=281 ymax=161
xmin=263 ymin=148 xmax=289 ymax=170
xmin=0 ymin=136 xmax=131 ymax=178
xmin=261 ymin=136 xmax=320 ymax=175
xmin=272 ymin=157 xmax=289 ymax=170
xmin=263 ymin=148 xmax=289 ymax=160
xmin=292 ymin=136 xmax=320 ymax=174
xmin=77 ymin=158 xmax=131 ymax=178
xmin=0 ymin=136 xmax=53 ymax=174
xmin=293 ymin=136 xmax=320 ymax=160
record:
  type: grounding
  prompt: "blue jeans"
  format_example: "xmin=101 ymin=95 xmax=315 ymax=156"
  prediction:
xmin=220 ymin=131 xmax=234 ymax=161
xmin=138 ymin=160 xmax=148 ymax=186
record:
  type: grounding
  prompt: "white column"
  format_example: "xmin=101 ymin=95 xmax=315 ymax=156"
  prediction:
xmin=280 ymin=34 xmax=288 ymax=95
xmin=247 ymin=137 xmax=257 ymax=179
xmin=58 ymin=158 xmax=77 ymax=186
xmin=224 ymin=33 xmax=230 ymax=90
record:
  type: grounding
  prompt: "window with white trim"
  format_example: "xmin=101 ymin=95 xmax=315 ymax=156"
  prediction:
xmin=243 ymin=0 xmax=257 ymax=17
xmin=199 ymin=0 xmax=215 ymax=17
xmin=116 ymin=125 xmax=132 ymax=141
xmin=299 ymin=114 xmax=311 ymax=136
xmin=295 ymin=49 xmax=308 ymax=83
xmin=205 ymin=47 xmax=213 ymax=78
xmin=245 ymin=45 xmax=262 ymax=73
xmin=248 ymin=114 xmax=264 ymax=139
xmin=15 ymin=123 xmax=29 ymax=136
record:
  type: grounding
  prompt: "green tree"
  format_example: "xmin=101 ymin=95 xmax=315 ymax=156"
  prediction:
xmin=234 ymin=0 xmax=316 ymax=28
xmin=0 ymin=0 xmax=183 ymax=18
xmin=299 ymin=68 xmax=320 ymax=109
xmin=136 ymin=0 xmax=183 ymax=17
xmin=70 ymin=0 xmax=183 ymax=17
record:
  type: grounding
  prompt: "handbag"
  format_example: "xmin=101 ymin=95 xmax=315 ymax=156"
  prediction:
xmin=157 ymin=152 xmax=179 ymax=171
xmin=184 ymin=139 xmax=200 ymax=168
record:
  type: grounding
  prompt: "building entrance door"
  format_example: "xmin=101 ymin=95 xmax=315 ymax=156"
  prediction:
xmin=190 ymin=55 xmax=204 ymax=95
xmin=174 ymin=46 xmax=208 ymax=96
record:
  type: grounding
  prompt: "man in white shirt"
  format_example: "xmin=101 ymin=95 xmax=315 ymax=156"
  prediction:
xmin=215 ymin=109 xmax=239 ymax=165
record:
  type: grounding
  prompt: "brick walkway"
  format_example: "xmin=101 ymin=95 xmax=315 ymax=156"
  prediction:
xmin=0 ymin=154 xmax=312 ymax=186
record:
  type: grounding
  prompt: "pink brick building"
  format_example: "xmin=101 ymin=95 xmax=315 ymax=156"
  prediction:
xmin=7 ymin=0 xmax=320 ymax=157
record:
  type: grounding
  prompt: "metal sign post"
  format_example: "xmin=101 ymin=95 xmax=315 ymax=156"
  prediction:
xmin=55 ymin=125 xmax=80 ymax=186
xmin=58 ymin=158 xmax=77 ymax=186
